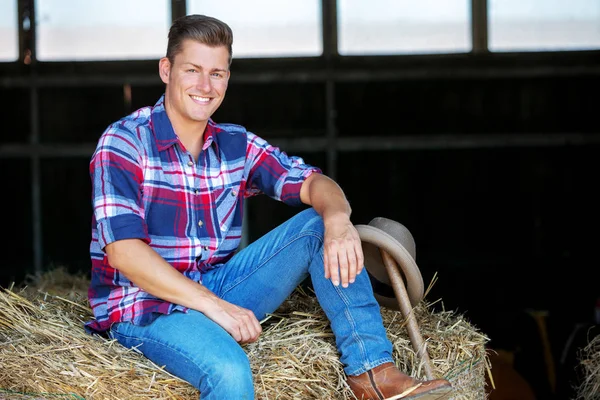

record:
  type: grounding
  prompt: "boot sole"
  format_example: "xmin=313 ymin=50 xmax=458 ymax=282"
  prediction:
xmin=385 ymin=386 xmax=453 ymax=400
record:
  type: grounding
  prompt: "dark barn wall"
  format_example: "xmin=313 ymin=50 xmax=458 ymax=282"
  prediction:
xmin=0 ymin=159 xmax=33 ymax=284
xmin=1 ymin=58 xmax=599 ymax=399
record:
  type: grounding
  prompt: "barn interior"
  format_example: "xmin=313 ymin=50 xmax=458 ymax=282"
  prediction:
xmin=1 ymin=1 xmax=599 ymax=399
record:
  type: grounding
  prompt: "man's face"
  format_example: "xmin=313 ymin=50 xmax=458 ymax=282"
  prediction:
xmin=159 ymin=40 xmax=230 ymax=126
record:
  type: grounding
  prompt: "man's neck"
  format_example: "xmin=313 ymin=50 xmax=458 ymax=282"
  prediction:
xmin=164 ymin=103 xmax=207 ymax=161
xmin=178 ymin=131 xmax=205 ymax=162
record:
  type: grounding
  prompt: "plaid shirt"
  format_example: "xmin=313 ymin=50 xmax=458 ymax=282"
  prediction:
xmin=86 ymin=95 xmax=320 ymax=334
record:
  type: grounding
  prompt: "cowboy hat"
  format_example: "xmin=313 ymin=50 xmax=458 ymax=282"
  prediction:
xmin=355 ymin=217 xmax=424 ymax=310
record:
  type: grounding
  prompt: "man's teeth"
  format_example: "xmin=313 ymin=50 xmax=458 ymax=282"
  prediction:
xmin=191 ymin=95 xmax=210 ymax=102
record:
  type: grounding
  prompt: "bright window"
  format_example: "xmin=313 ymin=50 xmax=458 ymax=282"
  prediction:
xmin=187 ymin=0 xmax=322 ymax=58
xmin=489 ymin=0 xmax=600 ymax=51
xmin=338 ymin=0 xmax=471 ymax=55
xmin=36 ymin=0 xmax=170 ymax=61
xmin=0 ymin=0 xmax=19 ymax=61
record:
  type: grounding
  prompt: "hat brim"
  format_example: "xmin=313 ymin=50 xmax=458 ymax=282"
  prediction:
xmin=355 ymin=224 xmax=424 ymax=309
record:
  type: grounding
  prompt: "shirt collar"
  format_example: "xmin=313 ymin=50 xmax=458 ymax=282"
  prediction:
xmin=151 ymin=94 xmax=220 ymax=154
xmin=203 ymin=120 xmax=220 ymax=156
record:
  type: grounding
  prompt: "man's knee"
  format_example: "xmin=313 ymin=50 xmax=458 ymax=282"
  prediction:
xmin=296 ymin=207 xmax=324 ymax=236
xmin=215 ymin=357 xmax=253 ymax=381
xmin=201 ymin=354 xmax=254 ymax=396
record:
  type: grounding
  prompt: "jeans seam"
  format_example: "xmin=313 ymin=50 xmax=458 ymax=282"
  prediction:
xmin=220 ymin=229 xmax=323 ymax=296
xmin=333 ymin=276 xmax=370 ymax=372
xmin=111 ymin=326 xmax=212 ymax=390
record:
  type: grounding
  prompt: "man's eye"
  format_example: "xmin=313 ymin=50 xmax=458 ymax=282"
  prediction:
xmin=187 ymin=69 xmax=197 ymax=73
xmin=211 ymin=73 xmax=223 ymax=78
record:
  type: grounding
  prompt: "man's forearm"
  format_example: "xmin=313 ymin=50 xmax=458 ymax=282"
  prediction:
xmin=105 ymin=238 xmax=219 ymax=313
xmin=300 ymin=173 xmax=351 ymax=222
xmin=105 ymin=238 xmax=263 ymax=343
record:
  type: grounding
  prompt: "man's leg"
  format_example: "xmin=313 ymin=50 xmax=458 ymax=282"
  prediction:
xmin=202 ymin=207 xmax=394 ymax=376
xmin=110 ymin=310 xmax=254 ymax=400
xmin=204 ymin=207 xmax=453 ymax=400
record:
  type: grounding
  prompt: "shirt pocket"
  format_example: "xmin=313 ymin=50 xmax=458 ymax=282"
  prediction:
xmin=211 ymin=185 xmax=240 ymax=234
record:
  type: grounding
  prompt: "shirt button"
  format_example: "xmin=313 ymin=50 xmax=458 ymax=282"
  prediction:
xmin=203 ymin=246 xmax=209 ymax=251
xmin=220 ymin=225 xmax=226 ymax=232
xmin=198 ymin=220 xmax=204 ymax=227
xmin=231 ymin=191 xmax=237 ymax=197
xmin=187 ymin=161 xmax=193 ymax=167
xmin=195 ymin=189 xmax=199 ymax=195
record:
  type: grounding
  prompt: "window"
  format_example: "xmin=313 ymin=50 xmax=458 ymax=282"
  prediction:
xmin=338 ymin=0 xmax=471 ymax=55
xmin=36 ymin=0 xmax=170 ymax=61
xmin=0 ymin=0 xmax=18 ymax=61
xmin=187 ymin=0 xmax=322 ymax=58
xmin=489 ymin=0 xmax=600 ymax=51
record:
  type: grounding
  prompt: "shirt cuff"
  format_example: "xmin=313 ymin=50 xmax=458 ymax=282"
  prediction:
xmin=281 ymin=167 xmax=322 ymax=207
xmin=97 ymin=214 xmax=150 ymax=250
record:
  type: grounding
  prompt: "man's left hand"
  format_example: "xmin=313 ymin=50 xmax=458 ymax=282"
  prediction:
xmin=323 ymin=214 xmax=365 ymax=288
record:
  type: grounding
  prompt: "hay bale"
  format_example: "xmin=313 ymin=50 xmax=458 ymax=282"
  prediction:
xmin=576 ymin=334 xmax=600 ymax=400
xmin=251 ymin=290 xmax=490 ymax=400
xmin=1 ymin=268 xmax=490 ymax=399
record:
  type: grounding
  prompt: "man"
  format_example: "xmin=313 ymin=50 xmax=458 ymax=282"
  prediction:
xmin=87 ymin=14 xmax=452 ymax=400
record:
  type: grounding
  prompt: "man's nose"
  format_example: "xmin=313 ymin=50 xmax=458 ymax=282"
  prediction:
xmin=196 ymin=74 xmax=212 ymax=93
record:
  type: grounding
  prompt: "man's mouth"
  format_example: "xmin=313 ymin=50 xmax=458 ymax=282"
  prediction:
xmin=190 ymin=95 xmax=211 ymax=104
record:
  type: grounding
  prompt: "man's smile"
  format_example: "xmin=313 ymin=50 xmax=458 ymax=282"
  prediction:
xmin=190 ymin=95 xmax=211 ymax=104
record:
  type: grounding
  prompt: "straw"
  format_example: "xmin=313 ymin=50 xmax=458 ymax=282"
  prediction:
xmin=1 ymin=267 xmax=491 ymax=399
xmin=575 ymin=333 xmax=600 ymax=400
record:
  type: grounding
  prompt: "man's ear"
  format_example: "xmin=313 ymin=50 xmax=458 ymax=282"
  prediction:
xmin=159 ymin=57 xmax=171 ymax=84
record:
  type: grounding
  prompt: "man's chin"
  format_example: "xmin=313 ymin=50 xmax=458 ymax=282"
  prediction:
xmin=190 ymin=114 xmax=212 ymax=124
xmin=185 ymin=109 xmax=211 ymax=121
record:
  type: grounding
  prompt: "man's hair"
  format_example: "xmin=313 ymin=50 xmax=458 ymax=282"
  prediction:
xmin=166 ymin=14 xmax=233 ymax=66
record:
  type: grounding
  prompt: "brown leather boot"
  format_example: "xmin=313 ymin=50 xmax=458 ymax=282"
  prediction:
xmin=347 ymin=362 xmax=452 ymax=400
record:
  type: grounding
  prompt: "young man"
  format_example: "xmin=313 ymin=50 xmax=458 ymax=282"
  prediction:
xmin=87 ymin=14 xmax=452 ymax=400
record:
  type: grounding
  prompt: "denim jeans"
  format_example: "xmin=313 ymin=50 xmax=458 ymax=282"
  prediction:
xmin=110 ymin=208 xmax=393 ymax=399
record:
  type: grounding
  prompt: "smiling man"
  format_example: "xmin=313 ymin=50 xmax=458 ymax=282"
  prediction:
xmin=86 ymin=14 xmax=452 ymax=400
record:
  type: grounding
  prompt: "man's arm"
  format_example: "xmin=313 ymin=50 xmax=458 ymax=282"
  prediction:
xmin=105 ymin=239 xmax=262 ymax=343
xmin=299 ymin=173 xmax=364 ymax=288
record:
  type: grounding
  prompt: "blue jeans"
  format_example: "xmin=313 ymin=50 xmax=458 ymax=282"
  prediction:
xmin=110 ymin=208 xmax=393 ymax=399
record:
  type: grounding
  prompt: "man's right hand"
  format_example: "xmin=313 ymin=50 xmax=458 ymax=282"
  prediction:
xmin=202 ymin=297 xmax=262 ymax=344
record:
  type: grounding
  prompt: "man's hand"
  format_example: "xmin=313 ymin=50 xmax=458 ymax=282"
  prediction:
xmin=323 ymin=213 xmax=365 ymax=288
xmin=202 ymin=297 xmax=263 ymax=344
xmin=299 ymin=173 xmax=365 ymax=288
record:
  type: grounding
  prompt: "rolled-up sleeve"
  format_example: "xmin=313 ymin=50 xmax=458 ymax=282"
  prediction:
xmin=245 ymin=132 xmax=322 ymax=206
xmin=90 ymin=123 xmax=150 ymax=250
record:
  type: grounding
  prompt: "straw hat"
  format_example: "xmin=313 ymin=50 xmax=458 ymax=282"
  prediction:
xmin=355 ymin=217 xmax=424 ymax=310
